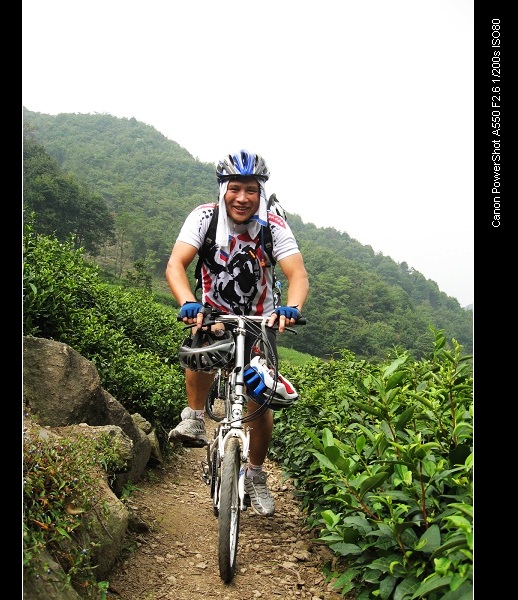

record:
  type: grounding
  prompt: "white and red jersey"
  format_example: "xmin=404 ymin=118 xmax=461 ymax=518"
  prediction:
xmin=177 ymin=203 xmax=301 ymax=315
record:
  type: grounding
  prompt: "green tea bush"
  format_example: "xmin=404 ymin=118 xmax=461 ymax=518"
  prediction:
xmin=23 ymin=219 xmax=187 ymax=434
xmin=272 ymin=332 xmax=473 ymax=599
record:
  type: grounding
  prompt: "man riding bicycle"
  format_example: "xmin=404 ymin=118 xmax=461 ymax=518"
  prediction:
xmin=167 ymin=149 xmax=309 ymax=516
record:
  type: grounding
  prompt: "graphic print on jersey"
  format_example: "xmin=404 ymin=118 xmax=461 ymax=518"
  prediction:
xmin=205 ymin=233 xmax=268 ymax=315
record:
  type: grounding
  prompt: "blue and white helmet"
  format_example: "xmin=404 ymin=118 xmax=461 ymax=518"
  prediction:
xmin=216 ymin=150 xmax=270 ymax=182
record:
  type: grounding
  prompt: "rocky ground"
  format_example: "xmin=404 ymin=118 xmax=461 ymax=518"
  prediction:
xmin=107 ymin=420 xmax=354 ymax=600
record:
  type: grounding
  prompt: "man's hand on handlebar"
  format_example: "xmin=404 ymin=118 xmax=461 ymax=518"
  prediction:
xmin=268 ymin=305 xmax=302 ymax=333
xmin=179 ymin=301 xmax=205 ymax=329
xmin=178 ymin=303 xmax=305 ymax=333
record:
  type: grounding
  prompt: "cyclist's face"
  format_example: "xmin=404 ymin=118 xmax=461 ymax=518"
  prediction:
xmin=224 ymin=178 xmax=260 ymax=223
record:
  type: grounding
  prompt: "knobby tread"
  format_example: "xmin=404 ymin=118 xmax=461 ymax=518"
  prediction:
xmin=218 ymin=437 xmax=241 ymax=582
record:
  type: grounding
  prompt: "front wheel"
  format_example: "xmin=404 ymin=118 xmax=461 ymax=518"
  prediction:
xmin=218 ymin=437 xmax=241 ymax=582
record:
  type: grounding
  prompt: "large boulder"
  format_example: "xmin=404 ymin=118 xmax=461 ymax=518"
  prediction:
xmin=22 ymin=336 xmax=163 ymax=599
xmin=23 ymin=336 xmax=156 ymax=494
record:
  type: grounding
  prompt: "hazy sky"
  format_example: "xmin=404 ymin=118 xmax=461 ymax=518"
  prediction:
xmin=22 ymin=0 xmax=474 ymax=307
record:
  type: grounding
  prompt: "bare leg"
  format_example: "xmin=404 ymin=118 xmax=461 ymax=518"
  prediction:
xmin=185 ymin=369 xmax=214 ymax=410
xmin=245 ymin=399 xmax=273 ymax=466
xmin=243 ymin=399 xmax=276 ymax=516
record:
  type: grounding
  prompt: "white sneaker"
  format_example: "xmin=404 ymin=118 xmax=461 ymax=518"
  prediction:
xmin=244 ymin=470 xmax=275 ymax=516
xmin=168 ymin=407 xmax=207 ymax=447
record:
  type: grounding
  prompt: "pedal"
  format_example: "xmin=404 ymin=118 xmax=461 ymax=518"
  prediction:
xmin=169 ymin=429 xmax=208 ymax=448
xmin=201 ymin=462 xmax=210 ymax=484
xmin=244 ymin=493 xmax=251 ymax=508
xmin=182 ymin=438 xmax=208 ymax=448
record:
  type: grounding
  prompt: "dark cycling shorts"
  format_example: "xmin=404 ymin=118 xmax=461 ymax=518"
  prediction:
xmin=244 ymin=322 xmax=277 ymax=368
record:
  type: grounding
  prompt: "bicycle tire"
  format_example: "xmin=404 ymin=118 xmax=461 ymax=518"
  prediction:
xmin=218 ymin=437 xmax=241 ymax=582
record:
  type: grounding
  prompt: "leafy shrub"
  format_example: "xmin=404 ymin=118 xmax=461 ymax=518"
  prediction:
xmin=23 ymin=419 xmax=119 ymax=597
xmin=23 ymin=219 xmax=187 ymax=434
xmin=272 ymin=332 xmax=473 ymax=599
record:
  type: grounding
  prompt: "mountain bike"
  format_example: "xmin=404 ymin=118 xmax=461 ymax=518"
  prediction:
xmin=186 ymin=308 xmax=305 ymax=582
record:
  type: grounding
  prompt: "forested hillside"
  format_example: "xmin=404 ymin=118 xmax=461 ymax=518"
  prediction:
xmin=22 ymin=108 xmax=473 ymax=360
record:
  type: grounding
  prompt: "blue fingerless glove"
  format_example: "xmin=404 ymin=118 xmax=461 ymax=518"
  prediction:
xmin=179 ymin=301 xmax=203 ymax=319
xmin=243 ymin=364 xmax=267 ymax=401
xmin=274 ymin=305 xmax=301 ymax=320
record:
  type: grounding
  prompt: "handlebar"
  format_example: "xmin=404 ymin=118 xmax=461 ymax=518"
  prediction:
xmin=177 ymin=307 xmax=306 ymax=330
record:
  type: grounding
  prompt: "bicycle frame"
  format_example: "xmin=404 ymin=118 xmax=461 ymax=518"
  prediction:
xmin=196 ymin=310 xmax=304 ymax=582
xmin=204 ymin=314 xmax=270 ymax=512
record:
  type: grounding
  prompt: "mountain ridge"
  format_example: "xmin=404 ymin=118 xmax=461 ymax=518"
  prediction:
xmin=23 ymin=108 xmax=473 ymax=359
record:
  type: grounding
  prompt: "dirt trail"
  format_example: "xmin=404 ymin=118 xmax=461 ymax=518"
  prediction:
xmin=107 ymin=419 xmax=350 ymax=600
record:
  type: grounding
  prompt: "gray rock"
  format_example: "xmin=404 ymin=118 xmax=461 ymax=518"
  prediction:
xmin=23 ymin=336 xmax=161 ymax=599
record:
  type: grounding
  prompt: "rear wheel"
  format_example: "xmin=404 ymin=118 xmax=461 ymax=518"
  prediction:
xmin=218 ymin=437 xmax=241 ymax=582
xmin=206 ymin=371 xmax=227 ymax=422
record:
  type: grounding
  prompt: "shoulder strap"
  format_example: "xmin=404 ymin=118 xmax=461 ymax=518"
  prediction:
xmin=266 ymin=193 xmax=287 ymax=221
xmin=194 ymin=205 xmax=219 ymax=297
xmin=261 ymin=218 xmax=275 ymax=267
xmin=201 ymin=204 xmax=219 ymax=256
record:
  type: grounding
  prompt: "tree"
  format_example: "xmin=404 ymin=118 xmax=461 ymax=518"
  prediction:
xmin=23 ymin=136 xmax=115 ymax=255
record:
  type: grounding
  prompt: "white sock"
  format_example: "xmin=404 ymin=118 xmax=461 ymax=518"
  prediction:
xmin=194 ymin=409 xmax=205 ymax=419
xmin=246 ymin=463 xmax=262 ymax=478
